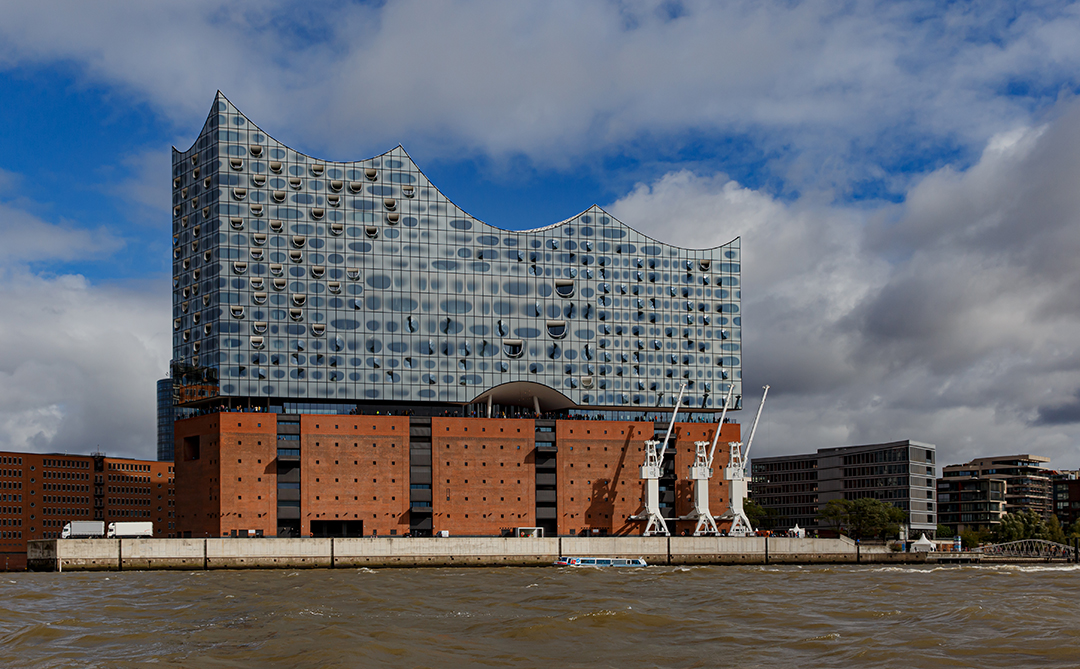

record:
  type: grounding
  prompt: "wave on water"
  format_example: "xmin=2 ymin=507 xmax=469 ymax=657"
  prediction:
xmin=860 ymin=562 xmax=1080 ymax=575
xmin=566 ymin=608 xmax=626 ymax=622
xmin=862 ymin=566 xmax=968 ymax=574
xmin=980 ymin=563 xmax=1080 ymax=573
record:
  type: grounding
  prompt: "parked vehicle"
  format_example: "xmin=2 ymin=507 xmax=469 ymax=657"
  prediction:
xmin=61 ymin=521 xmax=105 ymax=539
xmin=107 ymin=522 xmax=153 ymax=538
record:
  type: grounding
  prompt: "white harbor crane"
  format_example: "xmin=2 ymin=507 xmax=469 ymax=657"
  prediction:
xmin=679 ymin=383 xmax=737 ymax=536
xmin=718 ymin=385 xmax=769 ymax=537
xmin=632 ymin=383 xmax=687 ymax=536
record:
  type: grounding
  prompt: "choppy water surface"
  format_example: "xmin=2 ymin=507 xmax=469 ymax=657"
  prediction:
xmin=2 ymin=563 xmax=1080 ymax=668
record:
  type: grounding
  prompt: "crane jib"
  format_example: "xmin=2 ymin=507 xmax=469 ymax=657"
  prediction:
xmin=657 ymin=383 xmax=687 ymax=460
xmin=707 ymin=384 xmax=737 ymax=467
xmin=740 ymin=385 xmax=770 ymax=468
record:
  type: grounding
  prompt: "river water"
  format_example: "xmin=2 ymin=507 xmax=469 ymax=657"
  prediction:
xmin=2 ymin=563 xmax=1079 ymax=668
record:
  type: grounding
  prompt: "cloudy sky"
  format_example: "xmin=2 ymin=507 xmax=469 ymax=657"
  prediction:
xmin=1 ymin=0 xmax=1079 ymax=469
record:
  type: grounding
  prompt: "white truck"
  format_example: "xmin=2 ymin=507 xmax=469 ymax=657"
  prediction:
xmin=107 ymin=522 xmax=154 ymax=538
xmin=61 ymin=521 xmax=105 ymax=539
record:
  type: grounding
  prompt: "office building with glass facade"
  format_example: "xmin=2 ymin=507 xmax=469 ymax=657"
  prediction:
xmin=170 ymin=93 xmax=742 ymax=538
xmin=750 ymin=440 xmax=938 ymax=538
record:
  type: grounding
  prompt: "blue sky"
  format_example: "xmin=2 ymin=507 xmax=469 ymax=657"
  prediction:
xmin=2 ymin=0 xmax=1080 ymax=468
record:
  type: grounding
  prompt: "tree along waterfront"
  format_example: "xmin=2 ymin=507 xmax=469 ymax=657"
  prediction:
xmin=818 ymin=498 xmax=907 ymax=540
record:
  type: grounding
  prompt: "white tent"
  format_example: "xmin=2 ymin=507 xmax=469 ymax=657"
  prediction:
xmin=911 ymin=533 xmax=935 ymax=552
xmin=791 ymin=524 xmax=805 ymax=538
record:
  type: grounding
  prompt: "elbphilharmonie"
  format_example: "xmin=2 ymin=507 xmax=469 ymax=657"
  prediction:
xmin=170 ymin=93 xmax=742 ymax=539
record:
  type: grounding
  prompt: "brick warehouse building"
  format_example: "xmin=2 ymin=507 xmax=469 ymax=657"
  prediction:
xmin=171 ymin=93 xmax=743 ymax=539
xmin=0 ymin=451 xmax=175 ymax=570
xmin=175 ymin=413 xmax=737 ymax=538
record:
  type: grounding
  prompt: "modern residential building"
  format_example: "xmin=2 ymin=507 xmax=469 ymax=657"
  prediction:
xmin=1051 ymin=471 xmax=1080 ymax=529
xmin=749 ymin=440 xmax=938 ymax=538
xmin=0 ymin=450 xmax=176 ymax=570
xmin=170 ymin=93 xmax=743 ymax=539
xmin=936 ymin=476 xmax=1006 ymax=535
xmin=939 ymin=454 xmax=1052 ymax=520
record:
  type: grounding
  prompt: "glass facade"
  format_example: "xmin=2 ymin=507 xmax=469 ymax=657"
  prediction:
xmin=751 ymin=440 xmax=938 ymax=535
xmin=156 ymin=378 xmax=173 ymax=461
xmin=171 ymin=94 xmax=742 ymax=411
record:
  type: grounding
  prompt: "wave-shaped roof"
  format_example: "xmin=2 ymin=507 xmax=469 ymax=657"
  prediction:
xmin=170 ymin=92 xmax=742 ymax=412
xmin=175 ymin=92 xmax=738 ymax=251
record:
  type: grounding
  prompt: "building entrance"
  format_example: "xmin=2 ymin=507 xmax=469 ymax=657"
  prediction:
xmin=310 ymin=520 xmax=364 ymax=538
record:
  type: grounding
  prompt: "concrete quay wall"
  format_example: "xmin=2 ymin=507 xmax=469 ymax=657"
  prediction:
xmin=27 ymin=536 xmax=925 ymax=571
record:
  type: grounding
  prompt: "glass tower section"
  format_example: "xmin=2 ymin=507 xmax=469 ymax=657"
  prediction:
xmin=171 ymin=93 xmax=742 ymax=412
xmin=156 ymin=378 xmax=174 ymax=461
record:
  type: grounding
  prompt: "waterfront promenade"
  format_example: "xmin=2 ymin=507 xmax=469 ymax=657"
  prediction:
xmin=27 ymin=536 xmax=923 ymax=571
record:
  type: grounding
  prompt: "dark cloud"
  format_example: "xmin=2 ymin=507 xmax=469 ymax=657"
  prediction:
xmin=1035 ymin=390 xmax=1080 ymax=426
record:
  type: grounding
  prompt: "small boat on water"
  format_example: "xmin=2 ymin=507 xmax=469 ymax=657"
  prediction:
xmin=554 ymin=557 xmax=647 ymax=567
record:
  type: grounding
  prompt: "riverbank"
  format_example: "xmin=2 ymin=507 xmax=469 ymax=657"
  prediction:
xmin=26 ymin=536 xmax=925 ymax=571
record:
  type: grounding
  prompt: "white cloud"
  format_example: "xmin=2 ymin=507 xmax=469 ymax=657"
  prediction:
xmin=0 ymin=2 xmax=1078 ymax=188
xmin=608 ymin=98 xmax=1080 ymax=469
xmin=111 ymin=148 xmax=172 ymax=214
xmin=0 ymin=178 xmax=164 ymax=459
xmin=610 ymin=169 xmax=887 ymax=396
xmin=0 ymin=201 xmax=121 ymax=263
xmin=0 ymin=269 xmax=169 ymax=459
xmin=0 ymin=167 xmax=21 ymax=191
